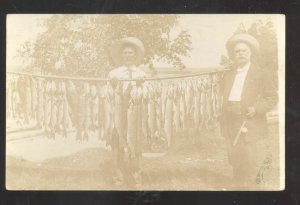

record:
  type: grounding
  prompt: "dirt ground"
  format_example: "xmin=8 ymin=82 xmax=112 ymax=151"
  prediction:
xmin=6 ymin=123 xmax=280 ymax=191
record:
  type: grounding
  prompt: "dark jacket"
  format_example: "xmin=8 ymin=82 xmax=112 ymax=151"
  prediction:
xmin=220 ymin=63 xmax=277 ymax=143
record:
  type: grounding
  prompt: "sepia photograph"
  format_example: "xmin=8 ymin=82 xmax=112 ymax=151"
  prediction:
xmin=6 ymin=14 xmax=285 ymax=190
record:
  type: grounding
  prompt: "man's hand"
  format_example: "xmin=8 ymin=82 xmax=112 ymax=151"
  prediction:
xmin=136 ymin=78 xmax=145 ymax=87
xmin=246 ymin=106 xmax=256 ymax=118
xmin=110 ymin=77 xmax=118 ymax=89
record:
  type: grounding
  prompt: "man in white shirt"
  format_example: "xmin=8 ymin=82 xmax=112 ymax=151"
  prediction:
xmin=228 ymin=61 xmax=250 ymax=102
xmin=220 ymin=34 xmax=277 ymax=189
xmin=108 ymin=37 xmax=146 ymax=79
xmin=107 ymin=37 xmax=146 ymax=187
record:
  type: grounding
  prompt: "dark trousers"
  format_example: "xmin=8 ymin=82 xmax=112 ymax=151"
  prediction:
xmin=111 ymin=128 xmax=138 ymax=187
xmin=222 ymin=101 xmax=269 ymax=189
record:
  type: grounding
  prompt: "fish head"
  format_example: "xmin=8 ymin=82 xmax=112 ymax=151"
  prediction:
xmin=90 ymin=85 xmax=97 ymax=96
xmin=167 ymin=86 xmax=174 ymax=97
xmin=142 ymin=87 xmax=149 ymax=99
xmin=203 ymin=77 xmax=208 ymax=85
xmin=51 ymin=81 xmax=57 ymax=90
xmin=212 ymin=73 xmax=217 ymax=82
xmin=61 ymin=82 xmax=67 ymax=92
xmin=130 ymin=88 xmax=138 ymax=100
xmin=178 ymin=83 xmax=182 ymax=91
xmin=197 ymin=78 xmax=203 ymax=89
xmin=208 ymin=75 xmax=212 ymax=84
xmin=84 ymin=82 xmax=91 ymax=93
xmin=109 ymin=78 xmax=119 ymax=89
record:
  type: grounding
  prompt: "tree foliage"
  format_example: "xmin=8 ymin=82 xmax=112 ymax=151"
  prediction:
xmin=19 ymin=14 xmax=192 ymax=77
xmin=248 ymin=19 xmax=278 ymax=73
xmin=248 ymin=18 xmax=279 ymax=89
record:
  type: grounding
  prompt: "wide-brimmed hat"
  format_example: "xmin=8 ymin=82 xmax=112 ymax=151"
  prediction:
xmin=226 ymin=34 xmax=260 ymax=58
xmin=109 ymin=37 xmax=145 ymax=66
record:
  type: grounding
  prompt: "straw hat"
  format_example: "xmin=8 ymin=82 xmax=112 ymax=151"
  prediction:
xmin=226 ymin=34 xmax=260 ymax=58
xmin=109 ymin=37 xmax=145 ymax=66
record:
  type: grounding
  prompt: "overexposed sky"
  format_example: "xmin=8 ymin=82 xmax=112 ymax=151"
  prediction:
xmin=6 ymin=14 xmax=284 ymax=68
xmin=177 ymin=14 xmax=284 ymax=67
xmin=7 ymin=14 xmax=51 ymax=67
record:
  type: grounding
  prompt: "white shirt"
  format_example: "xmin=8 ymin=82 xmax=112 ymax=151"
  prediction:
xmin=228 ymin=62 xmax=251 ymax=101
xmin=108 ymin=65 xmax=146 ymax=79
xmin=108 ymin=65 xmax=147 ymax=93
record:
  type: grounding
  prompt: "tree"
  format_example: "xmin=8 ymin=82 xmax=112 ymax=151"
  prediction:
xmin=247 ymin=18 xmax=278 ymax=90
xmin=16 ymin=41 xmax=34 ymax=69
xmin=19 ymin=14 xmax=192 ymax=77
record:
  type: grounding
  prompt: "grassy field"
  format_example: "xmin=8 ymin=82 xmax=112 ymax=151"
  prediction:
xmin=6 ymin=122 xmax=280 ymax=191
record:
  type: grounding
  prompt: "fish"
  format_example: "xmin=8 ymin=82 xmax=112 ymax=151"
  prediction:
xmin=127 ymin=85 xmax=139 ymax=157
xmin=136 ymin=85 xmax=144 ymax=155
xmin=193 ymin=78 xmax=202 ymax=134
xmin=155 ymin=83 xmax=163 ymax=138
xmin=114 ymin=82 xmax=127 ymax=145
xmin=65 ymin=80 xmax=78 ymax=127
xmin=185 ymin=79 xmax=194 ymax=116
xmin=179 ymin=81 xmax=188 ymax=134
xmin=50 ymin=81 xmax=58 ymax=138
xmin=199 ymin=78 xmax=207 ymax=130
xmin=8 ymin=76 xmax=17 ymax=118
xmin=13 ymin=77 xmax=23 ymax=121
xmin=73 ymin=81 xmax=90 ymax=141
xmin=211 ymin=73 xmax=220 ymax=119
xmin=30 ymin=77 xmax=38 ymax=121
xmin=173 ymin=85 xmax=181 ymax=134
xmin=214 ymin=73 xmax=222 ymax=118
xmin=36 ymin=78 xmax=45 ymax=127
xmin=57 ymin=81 xmax=68 ymax=138
xmin=17 ymin=76 xmax=26 ymax=107
xmin=90 ymin=84 xmax=99 ymax=131
xmin=212 ymin=72 xmax=222 ymax=123
xmin=24 ymin=77 xmax=32 ymax=124
xmin=44 ymin=80 xmax=53 ymax=136
xmin=62 ymin=83 xmax=70 ymax=135
xmin=97 ymin=83 xmax=106 ymax=140
xmin=6 ymin=77 xmax=12 ymax=118
xmin=13 ymin=76 xmax=21 ymax=118
xmin=141 ymin=85 xmax=150 ymax=145
xmin=205 ymin=76 xmax=213 ymax=128
xmin=148 ymin=84 xmax=157 ymax=141
xmin=160 ymin=82 xmax=168 ymax=131
xmin=82 ymin=82 xmax=91 ymax=141
xmin=103 ymin=83 xmax=114 ymax=145
xmin=164 ymin=84 xmax=174 ymax=147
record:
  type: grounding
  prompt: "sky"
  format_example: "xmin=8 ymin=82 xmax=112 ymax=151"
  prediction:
xmin=6 ymin=14 xmax=285 ymax=69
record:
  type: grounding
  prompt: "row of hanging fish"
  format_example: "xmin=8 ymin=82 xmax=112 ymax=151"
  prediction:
xmin=6 ymin=75 xmax=72 ymax=139
xmin=6 ymin=72 xmax=223 ymax=145
xmin=7 ymin=75 xmax=40 ymax=125
xmin=63 ymin=73 xmax=224 ymax=146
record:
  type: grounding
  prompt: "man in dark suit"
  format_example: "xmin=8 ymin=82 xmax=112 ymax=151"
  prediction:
xmin=220 ymin=34 xmax=277 ymax=189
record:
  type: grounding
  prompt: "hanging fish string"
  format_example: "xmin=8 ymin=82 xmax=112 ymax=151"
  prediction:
xmin=6 ymin=70 xmax=226 ymax=151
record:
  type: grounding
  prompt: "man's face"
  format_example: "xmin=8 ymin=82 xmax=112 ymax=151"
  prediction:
xmin=122 ymin=46 xmax=136 ymax=67
xmin=233 ymin=43 xmax=251 ymax=66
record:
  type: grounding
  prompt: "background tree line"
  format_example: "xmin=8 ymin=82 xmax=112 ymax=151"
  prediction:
xmin=18 ymin=14 xmax=192 ymax=77
xmin=18 ymin=15 xmax=278 ymax=89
